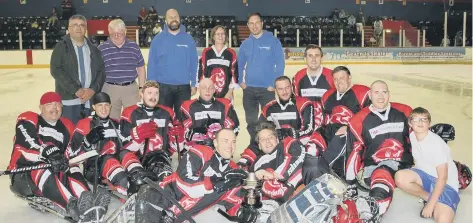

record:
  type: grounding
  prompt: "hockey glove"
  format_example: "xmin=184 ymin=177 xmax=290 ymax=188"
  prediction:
xmin=131 ymin=121 xmax=158 ymax=144
xmin=207 ymin=122 xmax=223 ymax=140
xmin=41 ymin=145 xmax=69 ymax=173
xmin=185 ymin=127 xmax=209 ymax=142
xmin=222 ymin=168 xmax=249 ymax=181
xmin=344 ymin=184 xmax=358 ymax=200
xmin=83 ymin=125 xmax=105 ymax=149
xmin=235 ymin=205 xmax=258 ymax=223
xmin=168 ymin=125 xmax=185 ymax=153
xmin=213 ymin=178 xmax=243 ymax=194
xmin=277 ymin=125 xmax=299 ymax=140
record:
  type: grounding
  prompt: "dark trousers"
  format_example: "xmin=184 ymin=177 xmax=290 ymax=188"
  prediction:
xmin=242 ymin=87 xmax=275 ymax=141
xmin=62 ymin=104 xmax=91 ymax=125
xmin=158 ymin=82 xmax=191 ymax=122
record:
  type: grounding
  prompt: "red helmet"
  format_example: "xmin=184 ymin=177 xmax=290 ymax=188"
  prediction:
xmin=455 ymin=160 xmax=472 ymax=190
xmin=333 ymin=200 xmax=361 ymax=223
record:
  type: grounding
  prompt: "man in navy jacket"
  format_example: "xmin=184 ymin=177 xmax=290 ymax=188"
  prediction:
xmin=147 ymin=8 xmax=198 ymax=121
xmin=238 ymin=12 xmax=285 ymax=142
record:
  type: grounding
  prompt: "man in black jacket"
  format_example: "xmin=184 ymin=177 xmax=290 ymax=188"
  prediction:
xmin=50 ymin=14 xmax=106 ymax=125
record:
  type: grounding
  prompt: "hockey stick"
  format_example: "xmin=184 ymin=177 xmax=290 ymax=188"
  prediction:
xmin=0 ymin=150 xmax=99 ymax=176
xmin=143 ymin=177 xmax=196 ymax=223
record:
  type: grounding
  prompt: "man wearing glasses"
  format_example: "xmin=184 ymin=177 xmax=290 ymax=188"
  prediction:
xmin=98 ymin=19 xmax=146 ymax=120
xmin=50 ymin=14 xmax=106 ymax=125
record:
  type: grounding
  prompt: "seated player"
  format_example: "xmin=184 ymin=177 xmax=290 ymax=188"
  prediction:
xmin=319 ymin=66 xmax=371 ymax=177
xmin=180 ymin=78 xmax=239 ymax=147
xmin=134 ymin=129 xmax=258 ymax=223
xmin=8 ymin=92 xmax=110 ymax=222
xmin=251 ymin=121 xmax=306 ymax=204
xmin=239 ymin=76 xmax=316 ymax=168
xmin=67 ymin=92 xmax=153 ymax=196
xmin=120 ymin=81 xmax=180 ymax=181
xmin=395 ymin=107 xmax=460 ymax=222
xmin=344 ymin=80 xmax=414 ymax=221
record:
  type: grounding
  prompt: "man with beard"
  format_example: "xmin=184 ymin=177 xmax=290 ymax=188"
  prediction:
xmin=238 ymin=12 xmax=285 ymax=141
xmin=344 ymin=80 xmax=413 ymax=221
xmin=120 ymin=81 xmax=182 ymax=181
xmin=319 ymin=66 xmax=371 ymax=178
xmin=147 ymin=8 xmax=198 ymax=121
xmin=238 ymin=76 xmax=315 ymax=168
xmin=134 ymin=129 xmax=258 ymax=223
xmin=180 ymin=78 xmax=239 ymax=147
xmin=68 ymin=92 xmax=152 ymax=196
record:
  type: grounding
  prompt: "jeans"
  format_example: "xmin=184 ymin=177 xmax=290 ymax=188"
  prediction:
xmin=158 ymin=82 xmax=191 ymax=122
xmin=242 ymin=86 xmax=275 ymax=142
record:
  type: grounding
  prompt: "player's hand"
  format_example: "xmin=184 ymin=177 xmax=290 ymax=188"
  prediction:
xmin=421 ymin=201 xmax=435 ymax=218
xmin=267 ymin=86 xmax=275 ymax=91
xmin=131 ymin=121 xmax=158 ymax=144
xmin=191 ymin=87 xmax=197 ymax=96
xmin=240 ymin=83 xmax=247 ymax=89
xmin=84 ymin=126 xmax=105 ymax=149
xmin=335 ymin=126 xmax=348 ymax=136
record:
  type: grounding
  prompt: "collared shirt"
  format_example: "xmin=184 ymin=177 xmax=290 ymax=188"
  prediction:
xmin=98 ymin=39 xmax=144 ymax=83
xmin=62 ymin=38 xmax=92 ymax=108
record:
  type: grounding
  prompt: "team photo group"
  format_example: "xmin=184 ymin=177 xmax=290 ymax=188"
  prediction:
xmin=5 ymin=7 xmax=471 ymax=223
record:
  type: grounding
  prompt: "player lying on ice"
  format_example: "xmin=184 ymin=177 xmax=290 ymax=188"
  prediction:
xmin=179 ymin=78 xmax=239 ymax=147
xmin=8 ymin=92 xmax=110 ymax=222
xmin=67 ymin=92 xmax=160 ymax=198
xmin=133 ymin=128 xmax=258 ymax=223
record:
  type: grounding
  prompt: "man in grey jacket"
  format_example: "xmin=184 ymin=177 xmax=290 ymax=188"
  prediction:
xmin=50 ymin=14 xmax=105 ymax=125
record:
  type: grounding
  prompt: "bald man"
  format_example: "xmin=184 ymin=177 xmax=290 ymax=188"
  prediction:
xmin=343 ymin=80 xmax=414 ymax=221
xmin=147 ymin=8 xmax=198 ymax=121
xmin=179 ymin=78 xmax=239 ymax=147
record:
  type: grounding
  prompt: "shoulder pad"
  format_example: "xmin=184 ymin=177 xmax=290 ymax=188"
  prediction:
xmin=351 ymin=84 xmax=370 ymax=106
xmin=121 ymin=104 xmax=139 ymax=123
xmin=60 ymin=117 xmax=75 ymax=137
xmin=17 ymin=111 xmax=39 ymax=126
xmin=390 ymin=102 xmax=413 ymax=118
xmin=262 ymin=100 xmax=278 ymax=117
xmin=321 ymin=88 xmax=337 ymax=106
xmin=188 ymin=144 xmax=214 ymax=161
xmin=158 ymin=104 xmax=175 ymax=116
xmin=74 ymin=117 xmax=92 ymax=135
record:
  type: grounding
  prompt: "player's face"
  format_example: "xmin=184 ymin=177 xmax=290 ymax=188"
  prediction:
xmin=214 ymin=130 xmax=236 ymax=160
xmin=409 ymin=114 xmax=430 ymax=134
xmin=333 ymin=71 xmax=352 ymax=94
xmin=40 ymin=102 xmax=63 ymax=122
xmin=68 ymin=18 xmax=87 ymax=40
xmin=199 ymin=81 xmax=216 ymax=102
xmin=275 ymin=79 xmax=292 ymax=101
xmin=247 ymin=15 xmax=263 ymax=36
xmin=165 ymin=10 xmax=180 ymax=31
xmin=141 ymin=87 xmax=159 ymax=108
xmin=305 ymin=48 xmax=322 ymax=70
xmin=93 ymin=103 xmax=111 ymax=119
xmin=258 ymin=129 xmax=279 ymax=154
xmin=213 ymin=27 xmax=226 ymax=45
xmin=109 ymin=27 xmax=126 ymax=46
xmin=370 ymin=83 xmax=390 ymax=110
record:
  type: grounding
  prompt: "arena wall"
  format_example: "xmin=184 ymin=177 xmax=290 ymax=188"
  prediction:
xmin=0 ymin=47 xmax=471 ymax=69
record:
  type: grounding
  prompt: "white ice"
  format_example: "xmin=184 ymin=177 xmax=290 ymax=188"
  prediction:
xmin=0 ymin=64 xmax=471 ymax=222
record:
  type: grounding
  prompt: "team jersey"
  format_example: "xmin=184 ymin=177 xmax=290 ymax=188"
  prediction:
xmin=198 ymin=46 xmax=238 ymax=98
xmin=292 ymin=67 xmax=335 ymax=102
xmin=8 ymin=112 xmax=74 ymax=170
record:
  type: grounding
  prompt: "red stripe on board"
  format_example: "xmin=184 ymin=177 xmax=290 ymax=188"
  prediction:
xmin=26 ymin=50 xmax=33 ymax=65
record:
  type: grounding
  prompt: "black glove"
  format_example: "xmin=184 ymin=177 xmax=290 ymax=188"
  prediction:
xmin=185 ymin=127 xmax=208 ymax=141
xmin=41 ymin=145 xmax=69 ymax=173
xmin=84 ymin=125 xmax=105 ymax=149
xmin=236 ymin=205 xmax=258 ymax=223
xmin=344 ymin=184 xmax=358 ymax=200
xmin=213 ymin=178 xmax=242 ymax=194
xmin=277 ymin=127 xmax=299 ymax=140
xmin=222 ymin=168 xmax=249 ymax=181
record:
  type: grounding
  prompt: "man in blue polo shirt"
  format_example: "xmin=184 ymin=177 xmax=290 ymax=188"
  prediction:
xmin=147 ymin=8 xmax=198 ymax=121
xmin=98 ymin=19 xmax=146 ymax=120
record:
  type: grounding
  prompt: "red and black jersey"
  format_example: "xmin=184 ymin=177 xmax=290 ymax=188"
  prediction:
xmin=251 ymin=137 xmax=306 ymax=204
xmin=292 ymin=67 xmax=335 ymax=102
xmin=198 ymin=46 xmax=238 ymax=98
xmin=120 ymin=103 xmax=177 ymax=155
xmin=347 ymin=103 xmax=414 ymax=167
xmin=320 ymin=84 xmax=371 ymax=141
xmin=260 ymin=96 xmax=315 ymax=141
xmin=67 ymin=116 xmax=125 ymax=158
xmin=8 ymin=111 xmax=74 ymax=170
xmin=180 ymin=97 xmax=239 ymax=133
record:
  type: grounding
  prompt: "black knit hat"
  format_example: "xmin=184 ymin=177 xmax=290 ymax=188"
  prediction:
xmin=92 ymin=92 xmax=111 ymax=105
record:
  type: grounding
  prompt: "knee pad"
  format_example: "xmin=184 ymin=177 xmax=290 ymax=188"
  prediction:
xmin=10 ymin=173 xmax=35 ymax=197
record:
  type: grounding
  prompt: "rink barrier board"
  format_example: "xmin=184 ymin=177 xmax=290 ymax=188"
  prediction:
xmin=0 ymin=47 xmax=471 ymax=68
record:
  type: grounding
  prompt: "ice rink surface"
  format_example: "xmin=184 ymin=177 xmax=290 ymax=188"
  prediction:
xmin=0 ymin=64 xmax=471 ymax=222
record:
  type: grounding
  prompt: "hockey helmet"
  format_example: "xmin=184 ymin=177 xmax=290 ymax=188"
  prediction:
xmin=429 ymin=123 xmax=455 ymax=142
xmin=455 ymin=160 xmax=472 ymax=190
xmin=333 ymin=200 xmax=361 ymax=223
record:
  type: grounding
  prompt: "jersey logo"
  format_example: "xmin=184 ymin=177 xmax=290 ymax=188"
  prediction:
xmin=269 ymin=112 xmax=297 ymax=121
xmin=207 ymin=58 xmax=230 ymax=67
xmin=330 ymin=106 xmax=354 ymax=125
xmin=147 ymin=134 xmax=164 ymax=152
xmin=301 ymin=88 xmax=327 ymax=97
xmin=372 ymin=139 xmax=404 ymax=163
xmin=39 ymin=126 xmax=64 ymax=142
xmin=369 ymin=122 xmax=404 ymax=139
xmin=176 ymin=44 xmax=188 ymax=48
xmin=136 ymin=118 xmax=167 ymax=128
xmin=194 ymin=111 xmax=222 ymax=120
xmin=286 ymin=148 xmax=306 ymax=176
xmin=203 ymin=166 xmax=222 ymax=178
xmin=210 ymin=67 xmax=226 ymax=94
xmin=254 ymin=150 xmax=278 ymax=171
xmin=259 ymin=46 xmax=271 ymax=50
